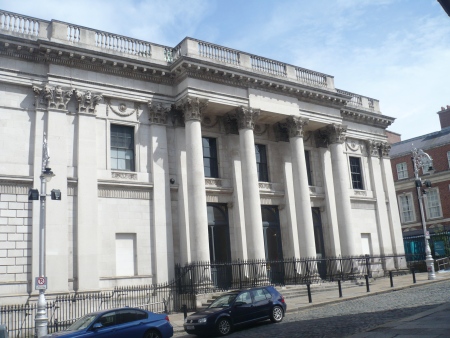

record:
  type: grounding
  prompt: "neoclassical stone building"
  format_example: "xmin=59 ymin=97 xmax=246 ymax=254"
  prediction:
xmin=0 ymin=11 xmax=404 ymax=302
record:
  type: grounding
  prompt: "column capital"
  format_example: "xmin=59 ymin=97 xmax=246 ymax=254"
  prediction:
xmin=176 ymin=95 xmax=208 ymax=122
xmin=327 ymin=123 xmax=347 ymax=144
xmin=236 ymin=106 xmax=260 ymax=130
xmin=74 ymin=89 xmax=103 ymax=114
xmin=33 ymin=85 xmax=73 ymax=111
xmin=148 ymin=100 xmax=170 ymax=125
xmin=286 ymin=116 xmax=309 ymax=138
xmin=366 ymin=140 xmax=381 ymax=157
xmin=380 ymin=142 xmax=391 ymax=158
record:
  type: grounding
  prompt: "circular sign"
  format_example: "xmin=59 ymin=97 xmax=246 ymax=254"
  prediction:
xmin=37 ymin=277 xmax=46 ymax=285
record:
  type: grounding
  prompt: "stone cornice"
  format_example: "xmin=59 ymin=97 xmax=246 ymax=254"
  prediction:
xmin=0 ymin=39 xmax=174 ymax=85
xmin=173 ymin=60 xmax=349 ymax=109
xmin=341 ymin=108 xmax=394 ymax=129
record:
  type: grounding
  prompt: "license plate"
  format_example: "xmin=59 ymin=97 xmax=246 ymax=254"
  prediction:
xmin=186 ymin=325 xmax=195 ymax=330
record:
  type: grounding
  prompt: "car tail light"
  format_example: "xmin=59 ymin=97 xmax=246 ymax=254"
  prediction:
xmin=280 ymin=296 xmax=285 ymax=303
xmin=165 ymin=315 xmax=170 ymax=322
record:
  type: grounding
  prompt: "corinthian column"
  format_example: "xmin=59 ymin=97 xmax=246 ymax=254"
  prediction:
xmin=328 ymin=124 xmax=358 ymax=257
xmin=287 ymin=116 xmax=316 ymax=258
xmin=176 ymin=96 xmax=210 ymax=263
xmin=236 ymin=106 xmax=266 ymax=260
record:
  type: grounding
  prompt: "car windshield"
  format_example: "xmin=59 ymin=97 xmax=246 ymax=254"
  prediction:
xmin=65 ymin=314 xmax=97 ymax=331
xmin=209 ymin=294 xmax=238 ymax=308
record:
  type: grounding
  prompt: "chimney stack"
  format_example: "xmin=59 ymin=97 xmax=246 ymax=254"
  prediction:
xmin=438 ymin=105 xmax=450 ymax=129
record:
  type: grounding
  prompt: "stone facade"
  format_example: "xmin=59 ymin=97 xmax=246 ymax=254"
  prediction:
xmin=0 ymin=10 xmax=404 ymax=302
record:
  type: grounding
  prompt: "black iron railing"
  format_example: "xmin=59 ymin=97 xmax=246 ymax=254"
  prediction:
xmin=0 ymin=254 xmax=422 ymax=337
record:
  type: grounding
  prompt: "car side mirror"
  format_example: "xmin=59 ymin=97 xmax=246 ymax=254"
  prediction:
xmin=92 ymin=323 xmax=103 ymax=330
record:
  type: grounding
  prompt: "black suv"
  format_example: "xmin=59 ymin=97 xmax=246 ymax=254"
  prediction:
xmin=184 ymin=286 xmax=286 ymax=336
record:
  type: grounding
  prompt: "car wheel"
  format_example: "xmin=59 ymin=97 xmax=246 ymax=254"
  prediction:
xmin=143 ymin=329 xmax=162 ymax=338
xmin=216 ymin=317 xmax=231 ymax=336
xmin=270 ymin=305 xmax=284 ymax=323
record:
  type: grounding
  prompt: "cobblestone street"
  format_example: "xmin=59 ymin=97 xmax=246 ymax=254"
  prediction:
xmin=174 ymin=280 xmax=450 ymax=337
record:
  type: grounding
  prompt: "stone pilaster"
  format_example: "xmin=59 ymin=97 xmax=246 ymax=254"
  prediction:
xmin=46 ymin=107 xmax=69 ymax=292
xmin=379 ymin=142 xmax=406 ymax=268
xmin=75 ymin=90 xmax=102 ymax=290
xmin=236 ymin=106 xmax=266 ymax=260
xmin=366 ymin=140 xmax=393 ymax=262
xmin=176 ymin=95 xmax=210 ymax=263
xmin=148 ymin=101 xmax=174 ymax=281
xmin=286 ymin=116 xmax=317 ymax=258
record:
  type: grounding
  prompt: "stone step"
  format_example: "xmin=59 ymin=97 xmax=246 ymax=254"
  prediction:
xmin=199 ymin=281 xmax=364 ymax=308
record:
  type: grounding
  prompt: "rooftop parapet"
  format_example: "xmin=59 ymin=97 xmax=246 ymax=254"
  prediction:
xmin=1 ymin=10 xmax=380 ymax=114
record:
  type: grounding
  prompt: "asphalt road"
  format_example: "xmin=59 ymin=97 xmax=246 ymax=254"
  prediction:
xmin=173 ymin=280 xmax=450 ymax=337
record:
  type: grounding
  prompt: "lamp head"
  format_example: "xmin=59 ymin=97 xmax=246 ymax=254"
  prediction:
xmin=41 ymin=167 xmax=55 ymax=182
xmin=427 ymin=166 xmax=435 ymax=175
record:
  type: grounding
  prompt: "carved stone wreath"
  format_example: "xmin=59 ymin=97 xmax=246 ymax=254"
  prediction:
xmin=105 ymin=98 xmax=141 ymax=119
xmin=346 ymin=140 xmax=361 ymax=152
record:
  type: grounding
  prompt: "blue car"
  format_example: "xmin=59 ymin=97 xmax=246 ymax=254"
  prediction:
xmin=43 ymin=307 xmax=173 ymax=338
xmin=184 ymin=286 xmax=286 ymax=336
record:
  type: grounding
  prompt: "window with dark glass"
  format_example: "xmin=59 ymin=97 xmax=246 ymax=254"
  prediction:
xmin=255 ymin=144 xmax=269 ymax=182
xmin=349 ymin=156 xmax=363 ymax=190
xmin=111 ymin=124 xmax=135 ymax=171
xmin=202 ymin=137 xmax=219 ymax=178
xmin=305 ymin=150 xmax=313 ymax=186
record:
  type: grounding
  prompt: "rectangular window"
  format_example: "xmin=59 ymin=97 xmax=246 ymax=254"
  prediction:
xmin=349 ymin=156 xmax=364 ymax=190
xmin=426 ymin=189 xmax=442 ymax=219
xmin=399 ymin=194 xmax=414 ymax=223
xmin=255 ymin=144 xmax=269 ymax=182
xmin=111 ymin=125 xmax=135 ymax=171
xmin=305 ymin=150 xmax=313 ymax=186
xmin=202 ymin=137 xmax=219 ymax=178
xmin=447 ymin=151 xmax=450 ymax=168
xmin=396 ymin=162 xmax=408 ymax=180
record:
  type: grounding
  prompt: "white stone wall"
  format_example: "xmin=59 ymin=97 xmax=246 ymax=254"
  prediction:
xmin=0 ymin=183 xmax=32 ymax=294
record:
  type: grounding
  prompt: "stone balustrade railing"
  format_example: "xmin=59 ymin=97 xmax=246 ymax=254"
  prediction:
xmin=0 ymin=10 xmax=381 ymax=113
xmin=337 ymin=89 xmax=380 ymax=112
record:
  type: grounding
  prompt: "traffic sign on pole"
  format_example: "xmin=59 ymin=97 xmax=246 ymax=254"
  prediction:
xmin=35 ymin=277 xmax=47 ymax=290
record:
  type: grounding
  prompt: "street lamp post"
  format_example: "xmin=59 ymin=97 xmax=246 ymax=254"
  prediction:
xmin=29 ymin=134 xmax=60 ymax=337
xmin=411 ymin=148 xmax=436 ymax=280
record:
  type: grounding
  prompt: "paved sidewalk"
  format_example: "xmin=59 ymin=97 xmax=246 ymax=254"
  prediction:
xmin=168 ymin=270 xmax=450 ymax=334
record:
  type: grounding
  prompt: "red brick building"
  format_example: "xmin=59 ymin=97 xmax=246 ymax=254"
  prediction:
xmin=389 ymin=106 xmax=450 ymax=257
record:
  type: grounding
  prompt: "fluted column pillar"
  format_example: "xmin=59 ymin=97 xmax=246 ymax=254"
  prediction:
xmin=287 ymin=116 xmax=316 ymax=258
xmin=177 ymin=96 xmax=210 ymax=263
xmin=236 ymin=106 xmax=266 ymax=260
xmin=328 ymin=124 xmax=358 ymax=257
xmin=148 ymin=102 xmax=174 ymax=281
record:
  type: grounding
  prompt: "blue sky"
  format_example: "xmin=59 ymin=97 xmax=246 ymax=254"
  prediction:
xmin=1 ymin=0 xmax=449 ymax=140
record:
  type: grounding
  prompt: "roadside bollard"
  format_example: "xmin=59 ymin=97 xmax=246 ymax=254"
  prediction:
xmin=365 ymin=275 xmax=370 ymax=292
xmin=411 ymin=268 xmax=416 ymax=284
xmin=337 ymin=280 xmax=342 ymax=298
xmin=181 ymin=304 xmax=187 ymax=319
xmin=389 ymin=271 xmax=394 ymax=287
xmin=306 ymin=283 xmax=312 ymax=303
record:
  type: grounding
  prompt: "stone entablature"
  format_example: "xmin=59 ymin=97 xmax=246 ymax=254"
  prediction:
xmin=0 ymin=10 xmax=387 ymax=118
